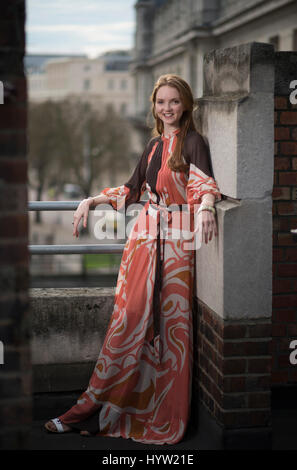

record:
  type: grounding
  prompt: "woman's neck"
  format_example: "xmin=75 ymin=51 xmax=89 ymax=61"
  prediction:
xmin=163 ymin=126 xmax=180 ymax=138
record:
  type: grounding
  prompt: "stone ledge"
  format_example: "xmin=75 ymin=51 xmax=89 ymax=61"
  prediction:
xmin=30 ymin=287 xmax=115 ymax=393
xmin=33 ymin=362 xmax=95 ymax=395
xmin=30 ymin=287 xmax=116 ymax=299
xmin=203 ymin=42 xmax=274 ymax=97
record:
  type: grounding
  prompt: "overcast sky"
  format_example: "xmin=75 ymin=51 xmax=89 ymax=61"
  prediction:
xmin=26 ymin=0 xmax=136 ymax=57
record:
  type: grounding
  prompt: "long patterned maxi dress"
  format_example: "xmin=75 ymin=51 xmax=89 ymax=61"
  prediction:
xmin=58 ymin=128 xmax=222 ymax=445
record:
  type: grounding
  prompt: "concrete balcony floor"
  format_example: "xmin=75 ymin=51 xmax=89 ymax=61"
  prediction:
xmin=28 ymin=410 xmax=297 ymax=451
xmin=27 ymin=392 xmax=297 ymax=450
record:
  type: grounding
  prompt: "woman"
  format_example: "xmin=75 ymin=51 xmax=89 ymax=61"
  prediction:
xmin=45 ymin=74 xmax=221 ymax=445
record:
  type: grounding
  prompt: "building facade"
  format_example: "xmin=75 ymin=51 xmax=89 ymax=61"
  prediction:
xmin=132 ymin=0 xmax=297 ymax=119
xmin=27 ymin=51 xmax=134 ymax=117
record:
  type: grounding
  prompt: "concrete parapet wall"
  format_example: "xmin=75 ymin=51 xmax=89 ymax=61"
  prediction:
xmin=197 ymin=197 xmax=272 ymax=320
xmin=30 ymin=288 xmax=115 ymax=392
xmin=192 ymin=42 xmax=274 ymax=443
xmin=195 ymin=42 xmax=274 ymax=321
xmin=197 ymin=42 xmax=274 ymax=200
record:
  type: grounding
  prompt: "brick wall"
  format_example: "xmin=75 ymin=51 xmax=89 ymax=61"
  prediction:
xmin=273 ymin=52 xmax=297 ymax=387
xmin=0 ymin=1 xmax=31 ymax=449
xmin=193 ymin=299 xmax=271 ymax=443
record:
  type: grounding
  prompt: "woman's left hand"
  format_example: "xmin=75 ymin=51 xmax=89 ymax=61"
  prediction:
xmin=194 ymin=209 xmax=218 ymax=244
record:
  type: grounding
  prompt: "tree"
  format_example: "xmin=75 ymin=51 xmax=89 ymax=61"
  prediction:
xmin=53 ymin=98 xmax=132 ymax=196
xmin=28 ymin=100 xmax=61 ymax=222
xmin=53 ymin=99 xmax=133 ymax=239
xmin=101 ymin=105 xmax=132 ymax=187
xmin=28 ymin=98 xmax=132 ymax=223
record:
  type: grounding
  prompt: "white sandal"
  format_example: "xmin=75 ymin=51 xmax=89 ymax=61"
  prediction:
xmin=44 ymin=418 xmax=71 ymax=433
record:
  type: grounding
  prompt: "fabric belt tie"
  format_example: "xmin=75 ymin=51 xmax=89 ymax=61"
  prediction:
xmin=148 ymin=201 xmax=184 ymax=357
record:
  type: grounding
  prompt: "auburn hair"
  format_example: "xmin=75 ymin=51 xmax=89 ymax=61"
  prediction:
xmin=150 ymin=74 xmax=197 ymax=173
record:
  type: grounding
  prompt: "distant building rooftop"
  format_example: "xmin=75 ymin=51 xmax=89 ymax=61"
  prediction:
xmin=102 ymin=50 xmax=132 ymax=71
xmin=25 ymin=50 xmax=132 ymax=74
xmin=24 ymin=54 xmax=87 ymax=74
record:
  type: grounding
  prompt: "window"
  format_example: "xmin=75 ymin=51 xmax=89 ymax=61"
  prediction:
xmin=106 ymin=103 xmax=114 ymax=113
xmin=83 ymin=79 xmax=90 ymax=91
xmin=107 ymin=79 xmax=114 ymax=90
xmin=120 ymin=79 xmax=127 ymax=90
xmin=120 ymin=103 xmax=127 ymax=115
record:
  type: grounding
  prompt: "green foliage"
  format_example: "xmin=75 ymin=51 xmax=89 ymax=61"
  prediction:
xmin=83 ymin=253 xmax=122 ymax=270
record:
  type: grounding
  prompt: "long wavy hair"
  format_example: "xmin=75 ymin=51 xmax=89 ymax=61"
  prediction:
xmin=150 ymin=74 xmax=197 ymax=173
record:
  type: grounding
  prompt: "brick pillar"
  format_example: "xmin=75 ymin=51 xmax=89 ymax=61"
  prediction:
xmin=0 ymin=1 xmax=32 ymax=449
xmin=194 ymin=301 xmax=271 ymax=447
xmin=193 ymin=42 xmax=274 ymax=449
xmin=272 ymin=52 xmax=297 ymax=387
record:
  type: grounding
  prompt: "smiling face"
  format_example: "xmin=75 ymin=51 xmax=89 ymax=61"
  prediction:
xmin=154 ymin=85 xmax=185 ymax=135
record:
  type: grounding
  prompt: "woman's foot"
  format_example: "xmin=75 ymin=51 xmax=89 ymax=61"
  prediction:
xmin=44 ymin=418 xmax=72 ymax=433
xmin=80 ymin=430 xmax=92 ymax=436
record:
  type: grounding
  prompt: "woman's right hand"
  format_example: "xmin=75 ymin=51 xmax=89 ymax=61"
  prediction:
xmin=72 ymin=197 xmax=93 ymax=238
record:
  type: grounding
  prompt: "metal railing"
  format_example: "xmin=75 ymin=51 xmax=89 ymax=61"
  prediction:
xmin=29 ymin=200 xmax=297 ymax=256
xmin=29 ymin=200 xmax=146 ymax=255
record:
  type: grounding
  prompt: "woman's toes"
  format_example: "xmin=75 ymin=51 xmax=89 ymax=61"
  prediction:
xmin=45 ymin=419 xmax=72 ymax=432
xmin=62 ymin=423 xmax=72 ymax=432
xmin=80 ymin=430 xmax=91 ymax=436
xmin=45 ymin=420 xmax=55 ymax=431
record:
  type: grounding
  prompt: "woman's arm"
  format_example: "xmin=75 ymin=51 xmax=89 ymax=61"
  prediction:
xmin=197 ymin=193 xmax=218 ymax=243
xmin=184 ymin=131 xmax=221 ymax=244
xmin=72 ymin=138 xmax=157 ymax=237
xmin=184 ymin=131 xmax=221 ymax=211
xmin=72 ymin=194 xmax=110 ymax=238
xmin=201 ymin=192 xmax=215 ymax=207
xmin=88 ymin=193 xmax=109 ymax=208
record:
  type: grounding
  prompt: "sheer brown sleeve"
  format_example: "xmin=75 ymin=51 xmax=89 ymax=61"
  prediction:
xmin=100 ymin=138 xmax=156 ymax=211
xmin=123 ymin=138 xmax=156 ymax=208
xmin=183 ymin=131 xmax=221 ymax=212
